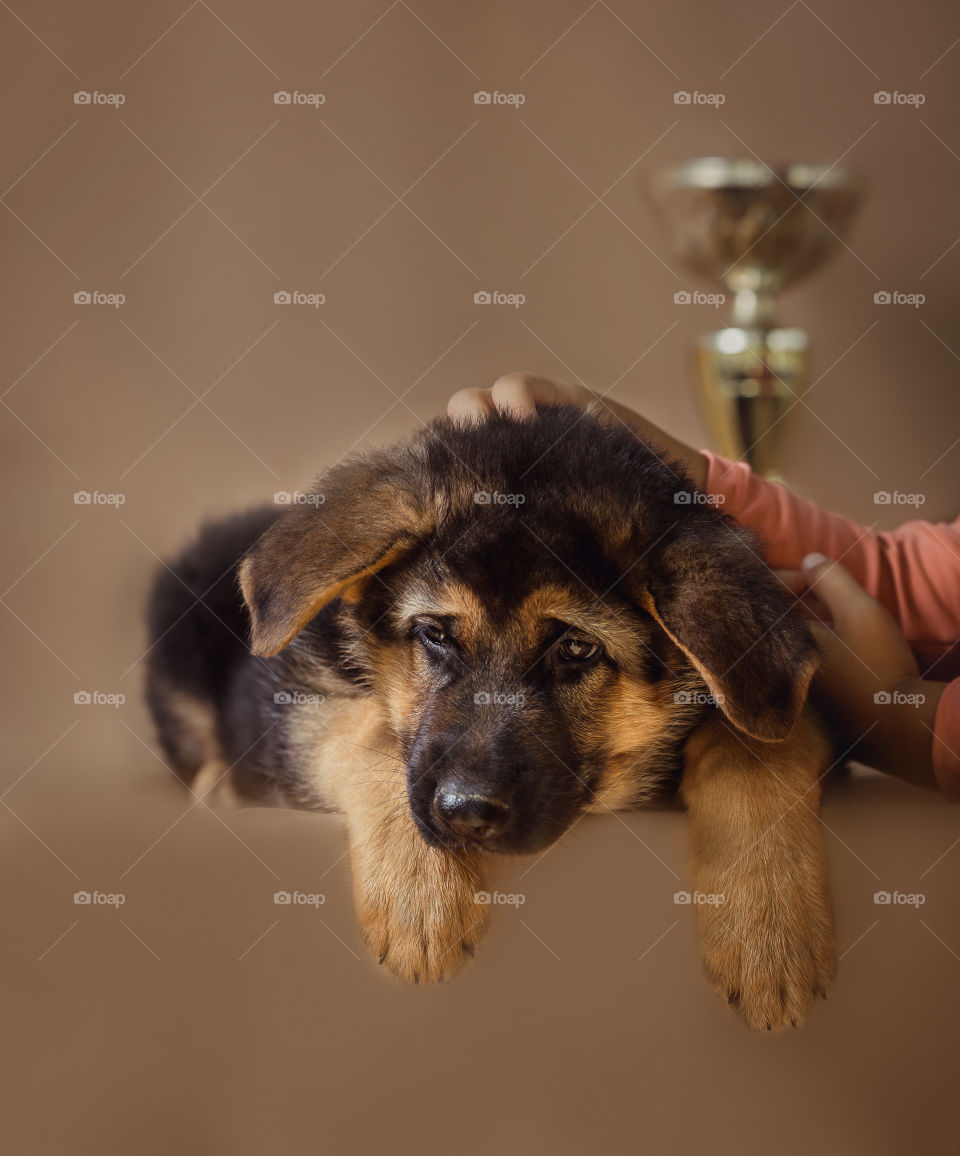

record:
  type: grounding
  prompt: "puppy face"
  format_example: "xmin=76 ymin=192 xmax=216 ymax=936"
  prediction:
xmin=360 ymin=560 xmax=696 ymax=854
xmin=240 ymin=407 xmax=818 ymax=855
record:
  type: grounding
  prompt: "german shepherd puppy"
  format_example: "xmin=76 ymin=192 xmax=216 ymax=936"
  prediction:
xmin=146 ymin=405 xmax=834 ymax=1029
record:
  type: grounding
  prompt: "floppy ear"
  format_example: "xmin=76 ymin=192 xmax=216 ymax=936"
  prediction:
xmin=239 ymin=446 xmax=431 ymax=657
xmin=638 ymin=519 xmax=819 ymax=742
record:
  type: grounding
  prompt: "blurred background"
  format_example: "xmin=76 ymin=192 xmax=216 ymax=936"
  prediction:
xmin=1 ymin=1 xmax=958 ymax=1152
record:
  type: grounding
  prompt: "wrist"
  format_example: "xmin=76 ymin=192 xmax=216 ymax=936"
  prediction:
xmin=860 ymin=678 xmax=946 ymax=790
xmin=594 ymin=399 xmax=707 ymax=489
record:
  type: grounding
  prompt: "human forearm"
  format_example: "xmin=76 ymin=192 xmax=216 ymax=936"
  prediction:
xmin=820 ymin=676 xmax=946 ymax=791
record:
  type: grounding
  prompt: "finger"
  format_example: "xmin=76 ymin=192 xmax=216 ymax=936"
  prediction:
xmin=774 ymin=569 xmax=806 ymax=596
xmin=490 ymin=374 xmax=540 ymax=416
xmin=773 ymin=570 xmax=832 ymax=623
xmin=490 ymin=373 xmax=592 ymax=413
xmin=800 ymin=553 xmax=885 ymax=635
xmin=801 ymin=593 xmax=833 ymax=624
xmin=447 ymin=388 xmax=494 ymax=422
xmin=789 ymin=597 xmax=834 ymax=624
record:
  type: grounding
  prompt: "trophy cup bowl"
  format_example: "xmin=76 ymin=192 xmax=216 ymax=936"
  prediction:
xmin=648 ymin=158 xmax=862 ymax=478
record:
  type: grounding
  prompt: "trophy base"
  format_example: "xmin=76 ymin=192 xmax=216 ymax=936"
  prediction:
xmin=693 ymin=327 xmax=808 ymax=480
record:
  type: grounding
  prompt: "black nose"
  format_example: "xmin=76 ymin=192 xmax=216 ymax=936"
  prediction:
xmin=433 ymin=787 xmax=510 ymax=840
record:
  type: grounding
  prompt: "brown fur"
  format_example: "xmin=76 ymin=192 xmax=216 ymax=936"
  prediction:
xmin=681 ymin=710 xmax=834 ymax=1029
xmin=148 ymin=406 xmax=835 ymax=1027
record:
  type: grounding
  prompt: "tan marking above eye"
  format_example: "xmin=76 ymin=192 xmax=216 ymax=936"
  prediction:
xmin=392 ymin=581 xmax=488 ymax=642
xmin=516 ymin=585 xmax=637 ymax=665
xmin=392 ymin=579 xmax=645 ymax=667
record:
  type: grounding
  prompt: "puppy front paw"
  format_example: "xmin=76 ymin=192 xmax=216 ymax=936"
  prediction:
xmin=353 ymin=839 xmax=489 ymax=984
xmin=697 ymin=882 xmax=835 ymax=1030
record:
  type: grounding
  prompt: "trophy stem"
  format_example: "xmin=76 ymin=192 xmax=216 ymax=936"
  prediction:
xmin=730 ymin=289 xmax=777 ymax=328
xmin=648 ymin=157 xmax=863 ymax=480
xmin=694 ymin=328 xmax=808 ymax=480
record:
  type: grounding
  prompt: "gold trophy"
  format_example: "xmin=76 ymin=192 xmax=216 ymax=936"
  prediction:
xmin=648 ymin=158 xmax=862 ymax=478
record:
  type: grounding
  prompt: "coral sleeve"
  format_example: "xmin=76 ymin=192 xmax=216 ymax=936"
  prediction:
xmin=703 ymin=452 xmax=960 ymax=798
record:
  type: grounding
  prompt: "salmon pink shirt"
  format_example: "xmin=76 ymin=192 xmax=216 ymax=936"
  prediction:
xmin=704 ymin=453 xmax=960 ymax=801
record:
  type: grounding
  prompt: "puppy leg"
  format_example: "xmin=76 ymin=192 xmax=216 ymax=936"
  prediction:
xmin=349 ymin=804 xmax=492 ymax=984
xmin=348 ymin=798 xmax=491 ymax=984
xmin=680 ymin=710 xmax=835 ymax=1030
xmin=321 ymin=705 xmax=491 ymax=984
xmin=191 ymin=760 xmax=243 ymax=810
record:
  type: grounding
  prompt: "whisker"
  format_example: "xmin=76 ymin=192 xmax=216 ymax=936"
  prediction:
xmin=338 ymin=739 xmax=404 ymax=766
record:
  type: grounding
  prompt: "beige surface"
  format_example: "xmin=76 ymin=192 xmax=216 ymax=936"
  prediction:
xmin=2 ymin=1 xmax=959 ymax=1153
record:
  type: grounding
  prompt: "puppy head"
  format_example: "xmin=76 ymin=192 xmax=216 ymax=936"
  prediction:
xmin=240 ymin=407 xmax=818 ymax=853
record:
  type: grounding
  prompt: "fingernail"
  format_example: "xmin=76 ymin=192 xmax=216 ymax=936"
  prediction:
xmin=802 ymin=552 xmax=830 ymax=571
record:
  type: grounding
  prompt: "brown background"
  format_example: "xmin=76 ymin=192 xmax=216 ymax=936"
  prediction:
xmin=2 ymin=1 xmax=959 ymax=1152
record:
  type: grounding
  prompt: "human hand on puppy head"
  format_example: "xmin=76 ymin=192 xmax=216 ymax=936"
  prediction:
xmin=447 ymin=372 xmax=709 ymax=490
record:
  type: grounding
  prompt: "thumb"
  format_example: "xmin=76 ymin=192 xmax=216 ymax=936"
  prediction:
xmin=800 ymin=553 xmax=877 ymax=634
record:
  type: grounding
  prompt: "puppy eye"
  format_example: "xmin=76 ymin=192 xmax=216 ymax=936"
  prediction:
xmin=417 ymin=623 xmax=448 ymax=648
xmin=557 ymin=638 xmax=601 ymax=662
